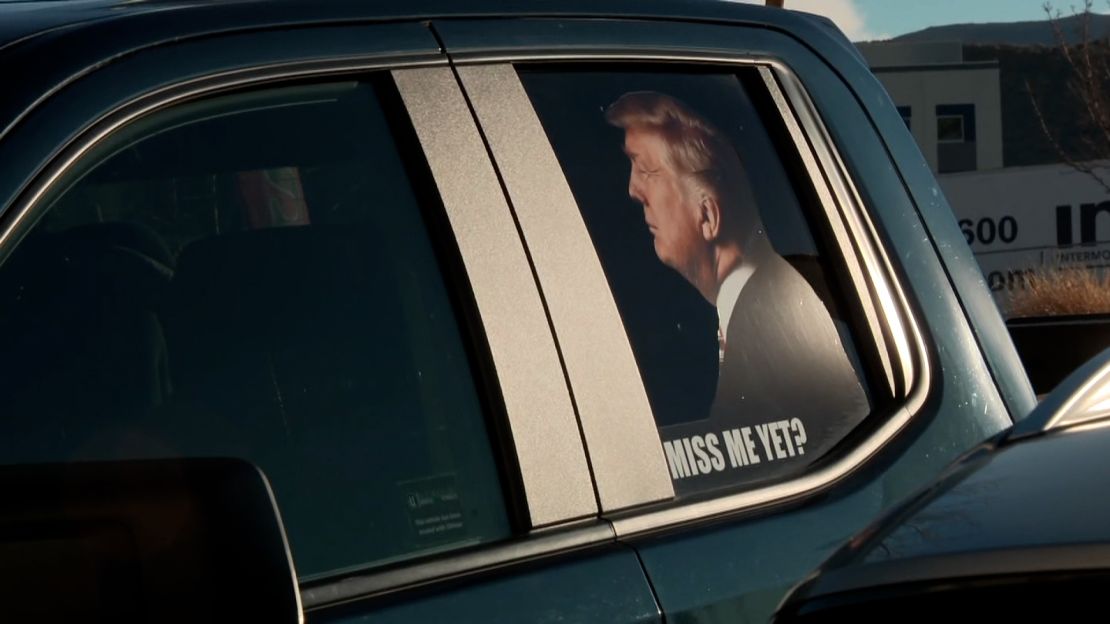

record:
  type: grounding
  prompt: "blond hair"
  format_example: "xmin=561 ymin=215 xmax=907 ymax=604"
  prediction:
xmin=606 ymin=91 xmax=751 ymax=237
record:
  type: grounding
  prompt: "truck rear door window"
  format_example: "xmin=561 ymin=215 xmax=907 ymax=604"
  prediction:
xmin=519 ymin=66 xmax=877 ymax=496
xmin=0 ymin=78 xmax=512 ymax=578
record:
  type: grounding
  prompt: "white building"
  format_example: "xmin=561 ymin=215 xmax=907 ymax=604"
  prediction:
xmin=940 ymin=162 xmax=1110 ymax=314
xmin=859 ymin=40 xmax=1108 ymax=316
xmin=858 ymin=41 xmax=1004 ymax=174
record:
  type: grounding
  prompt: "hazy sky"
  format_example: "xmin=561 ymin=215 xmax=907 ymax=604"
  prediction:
xmin=734 ymin=0 xmax=1110 ymax=40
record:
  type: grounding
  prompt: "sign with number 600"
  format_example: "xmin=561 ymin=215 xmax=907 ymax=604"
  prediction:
xmin=959 ymin=216 xmax=1018 ymax=246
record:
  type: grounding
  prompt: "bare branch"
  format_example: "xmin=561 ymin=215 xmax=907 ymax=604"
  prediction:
xmin=1026 ymin=77 xmax=1110 ymax=192
xmin=1033 ymin=1 xmax=1110 ymax=189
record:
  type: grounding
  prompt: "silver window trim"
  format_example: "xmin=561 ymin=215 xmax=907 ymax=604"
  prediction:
xmin=0 ymin=55 xmax=444 ymax=262
xmin=301 ymin=521 xmax=615 ymax=610
xmin=451 ymin=52 xmax=931 ymax=537
xmin=0 ymin=51 xmax=608 ymax=601
xmin=453 ymin=63 xmax=675 ymax=513
xmin=766 ymin=64 xmax=920 ymax=397
xmin=393 ymin=66 xmax=598 ymax=527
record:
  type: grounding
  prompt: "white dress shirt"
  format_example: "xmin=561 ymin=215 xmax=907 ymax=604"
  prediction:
xmin=716 ymin=263 xmax=756 ymax=342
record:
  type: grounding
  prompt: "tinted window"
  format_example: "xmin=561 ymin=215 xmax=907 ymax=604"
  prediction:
xmin=520 ymin=67 xmax=874 ymax=496
xmin=0 ymin=80 xmax=510 ymax=577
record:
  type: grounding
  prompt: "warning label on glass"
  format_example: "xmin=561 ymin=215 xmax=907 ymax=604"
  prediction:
xmin=400 ymin=474 xmax=465 ymax=545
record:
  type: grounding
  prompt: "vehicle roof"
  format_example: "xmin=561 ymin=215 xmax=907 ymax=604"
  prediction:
xmin=0 ymin=0 xmax=832 ymax=53
xmin=0 ymin=0 xmax=858 ymax=157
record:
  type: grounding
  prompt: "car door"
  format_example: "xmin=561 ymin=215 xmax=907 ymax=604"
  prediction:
xmin=0 ymin=16 xmax=660 ymax=624
xmin=441 ymin=15 xmax=1032 ymax=623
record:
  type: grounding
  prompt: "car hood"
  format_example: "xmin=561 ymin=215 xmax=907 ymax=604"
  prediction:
xmin=780 ymin=422 xmax=1110 ymax=612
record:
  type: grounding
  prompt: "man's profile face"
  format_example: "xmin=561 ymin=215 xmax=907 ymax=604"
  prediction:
xmin=623 ymin=126 xmax=706 ymax=281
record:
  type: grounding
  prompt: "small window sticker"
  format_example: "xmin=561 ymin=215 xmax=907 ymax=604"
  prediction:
xmin=399 ymin=474 xmax=467 ymax=546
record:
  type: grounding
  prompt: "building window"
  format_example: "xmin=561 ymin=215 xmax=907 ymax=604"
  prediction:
xmin=936 ymin=103 xmax=977 ymax=173
xmin=936 ymin=114 xmax=964 ymax=142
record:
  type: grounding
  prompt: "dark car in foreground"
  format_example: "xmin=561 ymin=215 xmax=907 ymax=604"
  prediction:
xmin=0 ymin=0 xmax=1059 ymax=622
xmin=776 ymin=346 xmax=1110 ymax=622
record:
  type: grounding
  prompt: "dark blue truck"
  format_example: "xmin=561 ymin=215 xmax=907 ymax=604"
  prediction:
xmin=4 ymin=1 xmax=1096 ymax=622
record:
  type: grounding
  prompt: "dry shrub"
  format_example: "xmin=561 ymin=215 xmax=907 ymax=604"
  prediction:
xmin=1007 ymin=267 xmax=1110 ymax=317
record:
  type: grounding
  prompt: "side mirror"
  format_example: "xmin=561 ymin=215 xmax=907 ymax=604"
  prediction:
xmin=0 ymin=458 xmax=301 ymax=623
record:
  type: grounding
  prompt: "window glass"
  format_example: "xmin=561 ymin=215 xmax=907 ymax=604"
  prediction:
xmin=936 ymin=104 xmax=979 ymax=173
xmin=937 ymin=115 xmax=965 ymax=142
xmin=935 ymin=104 xmax=977 ymax=143
xmin=0 ymin=79 xmax=511 ymax=578
xmin=519 ymin=67 xmax=873 ymax=496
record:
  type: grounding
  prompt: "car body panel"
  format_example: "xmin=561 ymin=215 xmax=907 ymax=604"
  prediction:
xmin=437 ymin=16 xmax=1017 ymax=622
xmin=0 ymin=14 xmax=645 ymax=620
xmin=777 ymin=421 xmax=1110 ymax=620
xmin=0 ymin=2 xmax=1038 ymax=622
xmin=775 ymin=347 xmax=1110 ymax=620
xmin=634 ymin=28 xmax=1016 ymax=622
xmin=314 ymin=545 xmax=662 ymax=624
xmin=851 ymin=425 xmax=1110 ymax=568
xmin=1 ymin=0 xmax=1032 ymax=419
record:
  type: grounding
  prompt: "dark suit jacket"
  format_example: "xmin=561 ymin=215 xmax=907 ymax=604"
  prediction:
xmin=708 ymin=253 xmax=868 ymax=482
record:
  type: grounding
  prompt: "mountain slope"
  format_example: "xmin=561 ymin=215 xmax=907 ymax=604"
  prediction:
xmin=892 ymin=13 xmax=1110 ymax=46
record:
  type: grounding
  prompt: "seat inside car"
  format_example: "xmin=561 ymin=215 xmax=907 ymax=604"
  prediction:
xmin=0 ymin=221 xmax=175 ymax=461
xmin=158 ymin=224 xmax=429 ymax=564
